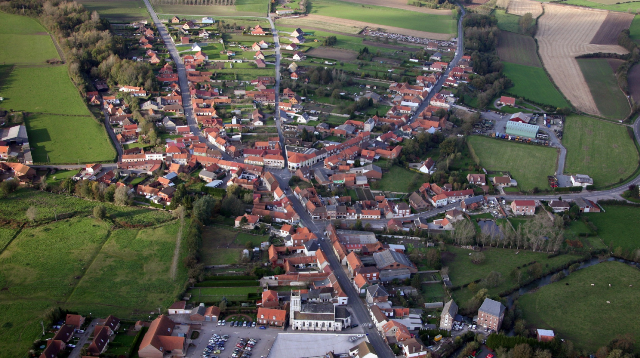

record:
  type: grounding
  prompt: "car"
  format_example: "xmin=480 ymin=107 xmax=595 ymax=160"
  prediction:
xmin=68 ymin=344 xmax=76 ymax=348
xmin=252 ymin=321 xmax=256 ymax=327
xmin=75 ymin=329 xmax=84 ymax=334
xmin=260 ymin=326 xmax=266 ymax=329
xmin=243 ymin=321 xmax=247 ymax=327
xmin=351 ymin=324 xmax=358 ymax=328
xmin=487 ymin=355 xmax=494 ymax=358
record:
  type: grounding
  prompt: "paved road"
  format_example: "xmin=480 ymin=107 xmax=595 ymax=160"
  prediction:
xmin=100 ymin=106 xmax=123 ymax=161
xmin=267 ymin=15 xmax=288 ymax=166
xmin=68 ymin=320 xmax=99 ymax=358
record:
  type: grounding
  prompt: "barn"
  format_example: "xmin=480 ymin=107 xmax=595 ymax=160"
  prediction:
xmin=505 ymin=121 xmax=539 ymax=139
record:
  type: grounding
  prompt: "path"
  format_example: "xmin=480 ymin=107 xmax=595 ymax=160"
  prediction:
xmin=48 ymin=33 xmax=66 ymax=62
xmin=101 ymin=104 xmax=123 ymax=161
xmin=170 ymin=214 xmax=185 ymax=280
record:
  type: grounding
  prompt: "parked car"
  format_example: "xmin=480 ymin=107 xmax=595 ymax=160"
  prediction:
xmin=260 ymin=326 xmax=266 ymax=329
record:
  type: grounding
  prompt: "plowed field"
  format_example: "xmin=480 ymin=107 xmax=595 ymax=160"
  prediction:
xmin=590 ymin=11 xmax=634 ymax=44
xmin=507 ymin=0 xmax=542 ymax=17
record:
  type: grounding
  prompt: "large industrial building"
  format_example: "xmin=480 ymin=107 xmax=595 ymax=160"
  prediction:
xmin=505 ymin=121 xmax=539 ymax=139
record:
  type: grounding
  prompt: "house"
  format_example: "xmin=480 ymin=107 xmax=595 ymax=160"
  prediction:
xmin=537 ymin=329 xmax=555 ymax=342
xmin=257 ymin=307 xmax=287 ymax=327
xmin=549 ymin=200 xmax=570 ymax=213
xmin=190 ymin=303 xmax=219 ymax=321
xmin=461 ymin=196 xmax=485 ymax=212
xmin=381 ymin=320 xmax=411 ymax=343
xmin=492 ymin=175 xmax=514 ymax=187
xmin=419 ymin=158 xmax=436 ymax=174
xmin=235 ymin=214 xmax=260 ymax=229
xmin=570 ymin=174 xmax=593 ymax=188
xmin=291 ymin=28 xmax=304 ymax=37
xmin=440 ymin=300 xmax=458 ymax=330
xmin=293 ymin=51 xmax=305 ymax=61
xmin=40 ymin=340 xmax=65 ymax=358
xmin=138 ymin=315 xmax=187 ymax=358
xmin=261 ymin=290 xmax=280 ymax=308
xmin=88 ymin=326 xmax=111 ymax=355
xmin=403 ymin=338 xmax=429 ymax=358
xmin=65 ymin=314 xmax=85 ymax=329
xmin=256 ymin=59 xmax=266 ymax=68
xmin=498 ymin=96 xmax=516 ymax=107
xmin=466 ymin=173 xmax=486 ymax=185
xmin=52 ymin=325 xmax=75 ymax=343
xmin=408 ymin=192 xmax=429 ymax=212
xmin=202 ymin=16 xmax=214 ymax=24
xmin=251 ymin=25 xmax=266 ymax=35
xmin=366 ymin=284 xmax=388 ymax=304
xmin=346 ymin=251 xmax=363 ymax=276
xmin=171 ymin=16 xmax=181 ymax=23
xmin=478 ymin=298 xmax=505 ymax=331
xmin=349 ymin=341 xmax=378 ymax=358
xmin=574 ymin=197 xmax=601 ymax=213
xmin=511 ymin=200 xmax=536 ymax=216
xmin=168 ymin=301 xmax=189 ymax=314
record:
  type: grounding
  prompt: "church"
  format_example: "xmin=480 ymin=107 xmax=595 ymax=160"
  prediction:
xmin=289 ymin=291 xmax=351 ymax=331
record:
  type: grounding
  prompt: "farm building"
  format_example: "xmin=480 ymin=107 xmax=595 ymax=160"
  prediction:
xmin=505 ymin=121 xmax=538 ymax=139
xmin=498 ymin=96 xmax=516 ymax=106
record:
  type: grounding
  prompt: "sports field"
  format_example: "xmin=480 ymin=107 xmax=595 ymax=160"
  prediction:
xmin=502 ymin=62 xmax=570 ymax=108
xmin=467 ymin=136 xmax=557 ymax=191
xmin=77 ymin=0 xmax=149 ymax=21
xmin=520 ymin=261 xmax=640 ymax=352
xmin=577 ymin=58 xmax=630 ymax=119
xmin=585 ymin=205 xmax=640 ymax=251
xmin=562 ymin=115 xmax=638 ymax=186
xmin=0 ymin=12 xmax=60 ymax=65
xmin=310 ymin=0 xmax=457 ymax=34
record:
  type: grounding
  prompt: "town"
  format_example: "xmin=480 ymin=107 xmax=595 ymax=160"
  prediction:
xmin=1 ymin=0 xmax=640 ymax=358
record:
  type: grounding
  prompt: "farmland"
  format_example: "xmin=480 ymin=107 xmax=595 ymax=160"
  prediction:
xmin=590 ymin=12 xmax=634 ymax=45
xmin=577 ymin=59 xmax=630 ymax=119
xmin=467 ymin=136 xmax=557 ymax=191
xmin=497 ymin=31 xmax=541 ymax=67
xmin=536 ymin=4 xmax=629 ymax=115
xmin=630 ymin=15 xmax=640 ymax=42
xmin=77 ymin=0 xmax=149 ymax=21
xmin=562 ymin=115 xmax=638 ymax=186
xmin=586 ymin=205 xmax=640 ymax=251
xmin=495 ymin=9 xmax=525 ymax=34
xmin=519 ymin=261 xmax=640 ymax=353
xmin=550 ymin=0 xmax=640 ymax=12
xmin=507 ymin=0 xmax=542 ymax=17
xmin=629 ymin=62 xmax=640 ymax=102
xmin=151 ymin=0 xmax=268 ymax=17
xmin=0 ymin=12 xmax=60 ymax=65
xmin=502 ymin=62 xmax=570 ymax=108
xmin=339 ymin=0 xmax=453 ymax=14
xmin=0 ymin=189 xmax=184 ymax=358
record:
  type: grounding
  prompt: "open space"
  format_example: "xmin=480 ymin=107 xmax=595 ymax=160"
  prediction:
xmin=590 ymin=11 xmax=634 ymax=45
xmin=77 ymin=0 xmax=149 ymax=21
xmin=519 ymin=261 xmax=640 ymax=352
xmin=376 ymin=165 xmax=424 ymax=193
xmin=339 ymin=0 xmax=453 ymax=14
xmin=547 ymin=0 xmax=640 ymax=12
xmin=270 ymin=333 xmax=370 ymax=358
xmin=0 ymin=12 xmax=60 ymax=65
xmin=502 ymin=62 xmax=570 ymax=108
xmin=628 ymin=62 xmax=640 ymax=103
xmin=467 ymin=136 xmax=557 ymax=191
xmin=577 ymin=58 xmax=630 ymax=119
xmin=497 ymin=31 xmax=541 ymax=67
xmin=201 ymin=226 xmax=267 ymax=265
xmin=562 ymin=115 xmax=638 ymax=186
xmin=495 ymin=9 xmax=526 ymax=34
xmin=306 ymin=47 xmax=358 ymax=61
xmin=507 ymin=0 xmax=543 ymax=17
xmin=586 ymin=205 xmax=640 ymax=251
xmin=152 ymin=0 xmax=268 ymax=17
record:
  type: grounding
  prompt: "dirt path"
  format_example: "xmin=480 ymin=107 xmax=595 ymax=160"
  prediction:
xmin=170 ymin=215 xmax=184 ymax=280
xmin=49 ymin=33 xmax=66 ymax=63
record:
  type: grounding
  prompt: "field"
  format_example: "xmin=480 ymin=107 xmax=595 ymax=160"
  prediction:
xmin=467 ymin=136 xmax=557 ymax=191
xmin=77 ymin=0 xmax=149 ymax=21
xmin=519 ymin=261 xmax=640 ymax=352
xmin=376 ymin=165 xmax=424 ymax=193
xmin=577 ymin=58 xmax=630 ymax=119
xmin=629 ymin=62 xmax=640 ymax=103
xmin=0 ymin=12 xmax=60 ymax=65
xmin=590 ymin=11 xmax=634 ymax=45
xmin=586 ymin=206 xmax=640 ymax=251
xmin=548 ymin=0 xmax=640 ymax=12
xmin=152 ymin=0 xmax=268 ymax=17
xmin=340 ymin=0 xmax=453 ymax=14
xmin=495 ymin=9 xmax=525 ymax=34
xmin=507 ymin=0 xmax=543 ymax=17
xmin=306 ymin=47 xmax=358 ymax=61
xmin=497 ymin=31 xmax=541 ymax=67
xmin=630 ymin=15 xmax=640 ymax=42
xmin=187 ymin=286 xmax=259 ymax=302
xmin=562 ymin=115 xmax=638 ymax=186
xmin=536 ymin=4 xmax=629 ymax=115
xmin=0 ymin=190 xmax=183 ymax=357
xmin=201 ymin=226 xmax=267 ymax=265
xmin=0 ymin=227 xmax=19 ymax=252
xmin=309 ymin=0 xmax=457 ymax=35
xmin=502 ymin=62 xmax=570 ymax=108
xmin=445 ymin=246 xmax=583 ymax=302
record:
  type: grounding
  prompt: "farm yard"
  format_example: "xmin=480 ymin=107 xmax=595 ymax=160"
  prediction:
xmin=562 ymin=115 xmax=638 ymax=187
xmin=502 ymin=62 xmax=570 ymax=108
xmin=577 ymin=58 xmax=631 ymax=120
xmin=467 ymin=136 xmax=557 ymax=191
xmin=77 ymin=0 xmax=149 ymax=21
xmin=506 ymin=0 xmax=543 ymax=17
xmin=519 ymin=261 xmax=640 ymax=353
xmin=536 ymin=3 xmax=629 ymax=115
xmin=497 ymin=31 xmax=541 ymax=67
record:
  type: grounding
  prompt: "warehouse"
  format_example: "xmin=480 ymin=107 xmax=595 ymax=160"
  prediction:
xmin=505 ymin=121 xmax=539 ymax=139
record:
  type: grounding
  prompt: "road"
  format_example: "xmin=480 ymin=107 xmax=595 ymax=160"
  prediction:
xmin=267 ymin=15 xmax=288 ymax=165
xmin=100 ymin=106 xmax=123 ymax=161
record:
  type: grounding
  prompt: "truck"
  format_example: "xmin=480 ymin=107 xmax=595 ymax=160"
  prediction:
xmin=434 ymin=335 xmax=442 ymax=342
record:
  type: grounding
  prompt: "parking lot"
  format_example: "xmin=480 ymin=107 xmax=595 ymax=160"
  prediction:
xmin=187 ymin=321 xmax=280 ymax=358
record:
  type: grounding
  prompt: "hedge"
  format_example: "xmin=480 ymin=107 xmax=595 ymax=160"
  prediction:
xmin=202 ymin=275 xmax=257 ymax=281
xmin=193 ymin=280 xmax=259 ymax=287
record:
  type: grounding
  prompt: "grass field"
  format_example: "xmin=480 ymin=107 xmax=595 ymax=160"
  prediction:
xmin=0 ymin=227 xmax=20 ymax=252
xmin=586 ymin=205 xmax=640 ymax=251
xmin=77 ymin=0 xmax=149 ymax=21
xmin=519 ymin=261 xmax=640 ymax=352
xmin=495 ymin=9 xmax=527 ymax=33
xmin=201 ymin=226 xmax=266 ymax=265
xmin=562 ymin=115 xmax=638 ymax=186
xmin=545 ymin=0 xmax=640 ymax=11
xmin=310 ymin=0 xmax=457 ymax=34
xmin=446 ymin=246 xmax=583 ymax=302
xmin=497 ymin=31 xmax=541 ymax=67
xmin=467 ymin=136 xmax=557 ymax=191
xmin=631 ymin=15 xmax=640 ymax=42
xmin=277 ymin=26 xmax=404 ymax=55
xmin=502 ymin=62 xmax=571 ymax=108
xmin=577 ymin=59 xmax=630 ymax=120
xmin=26 ymin=113 xmax=116 ymax=163
xmin=188 ymin=286 xmax=259 ymax=302
xmin=0 ymin=12 xmax=60 ymax=65
xmin=153 ymin=0 xmax=268 ymax=17
xmin=377 ymin=165 xmax=424 ymax=193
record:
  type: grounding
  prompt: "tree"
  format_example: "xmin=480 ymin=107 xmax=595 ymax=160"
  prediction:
xmin=484 ymin=271 xmax=503 ymax=288
xmin=245 ymin=240 xmax=254 ymax=249
xmin=114 ymin=185 xmax=131 ymax=206
xmin=226 ymin=184 xmax=240 ymax=197
xmin=470 ymin=252 xmax=486 ymax=264
xmin=411 ymin=273 xmax=422 ymax=289
xmin=221 ymin=195 xmax=245 ymax=217
xmin=26 ymin=206 xmax=37 ymax=223
xmin=93 ymin=205 xmax=106 ymax=220
xmin=172 ymin=205 xmax=186 ymax=220
xmin=193 ymin=196 xmax=216 ymax=224
xmin=519 ymin=13 xmax=534 ymax=34
xmin=512 ymin=344 xmax=533 ymax=358
xmin=219 ymin=298 xmax=227 ymax=312
xmin=452 ymin=219 xmax=475 ymax=245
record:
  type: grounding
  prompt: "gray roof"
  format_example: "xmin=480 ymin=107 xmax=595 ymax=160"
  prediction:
xmin=191 ymin=305 xmax=206 ymax=316
xmin=335 ymin=306 xmax=351 ymax=319
xmin=0 ymin=125 xmax=28 ymax=143
xmin=373 ymin=249 xmax=414 ymax=269
xmin=301 ymin=302 xmax=334 ymax=314
xmin=442 ymin=299 xmax=458 ymax=318
xmin=463 ymin=196 xmax=484 ymax=205
xmin=478 ymin=298 xmax=505 ymax=317
xmin=304 ymin=239 xmax=319 ymax=251
xmin=366 ymin=284 xmax=388 ymax=298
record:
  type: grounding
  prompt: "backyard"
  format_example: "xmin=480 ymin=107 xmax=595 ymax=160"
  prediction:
xmin=562 ymin=115 xmax=638 ymax=187
xmin=376 ymin=165 xmax=425 ymax=193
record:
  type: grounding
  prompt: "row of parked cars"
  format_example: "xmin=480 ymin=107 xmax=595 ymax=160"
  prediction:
xmin=218 ymin=319 xmax=258 ymax=328
xmin=203 ymin=333 xmax=229 ymax=358
xmin=232 ymin=337 xmax=259 ymax=358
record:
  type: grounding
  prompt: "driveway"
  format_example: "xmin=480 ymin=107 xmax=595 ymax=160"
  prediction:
xmin=68 ymin=319 xmax=99 ymax=358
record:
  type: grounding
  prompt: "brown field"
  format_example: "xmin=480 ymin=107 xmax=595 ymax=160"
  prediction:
xmin=339 ymin=0 xmax=453 ymax=14
xmin=467 ymin=0 xmax=491 ymax=8
xmin=607 ymin=58 xmax=625 ymax=72
xmin=536 ymin=4 xmax=629 ymax=114
xmin=507 ymin=0 xmax=543 ymax=17
xmin=306 ymin=47 xmax=358 ymax=61
xmin=628 ymin=63 xmax=640 ymax=103
xmin=590 ymin=12 xmax=634 ymax=45
xmin=497 ymin=31 xmax=542 ymax=67
xmin=283 ymin=14 xmax=453 ymax=40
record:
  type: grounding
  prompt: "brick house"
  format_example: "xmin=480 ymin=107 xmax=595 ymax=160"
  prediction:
xmin=510 ymin=200 xmax=536 ymax=215
xmin=257 ymin=307 xmax=287 ymax=328
xmin=477 ymin=298 xmax=505 ymax=331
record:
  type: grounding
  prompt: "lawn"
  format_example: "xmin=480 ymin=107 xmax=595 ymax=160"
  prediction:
xmin=377 ymin=165 xmax=425 ymax=193
xmin=310 ymin=0 xmax=457 ymax=35
xmin=519 ymin=261 xmax=640 ymax=352
xmin=0 ymin=227 xmax=19 ymax=252
xmin=445 ymin=246 xmax=583 ymax=302
xmin=277 ymin=26 xmax=407 ymax=54
xmin=562 ymin=115 xmax=638 ymax=186
xmin=77 ymin=0 xmax=149 ymax=21
xmin=577 ymin=58 xmax=630 ymax=120
xmin=494 ymin=9 xmax=527 ymax=34
xmin=187 ymin=286 xmax=259 ymax=302
xmin=25 ymin=113 xmax=116 ymax=164
xmin=585 ymin=205 xmax=640 ymax=252
xmin=235 ymin=232 xmax=269 ymax=246
xmin=467 ymin=136 xmax=557 ymax=191
xmin=201 ymin=226 xmax=258 ymax=265
xmin=502 ymin=62 xmax=570 ymax=108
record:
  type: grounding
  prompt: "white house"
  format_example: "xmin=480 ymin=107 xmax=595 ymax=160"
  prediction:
xmin=570 ymin=174 xmax=593 ymax=188
xmin=419 ymin=158 xmax=436 ymax=174
xmin=191 ymin=43 xmax=202 ymax=52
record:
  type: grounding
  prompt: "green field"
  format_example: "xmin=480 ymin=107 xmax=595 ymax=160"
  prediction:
xmin=520 ymin=261 xmax=640 ymax=352
xmin=0 ymin=189 xmax=183 ymax=358
xmin=563 ymin=115 xmax=638 ymax=186
xmin=0 ymin=12 xmax=60 ymax=65
xmin=577 ymin=58 xmax=630 ymax=120
xmin=631 ymin=15 xmax=640 ymax=42
xmin=539 ymin=0 xmax=640 ymax=11
xmin=502 ymin=62 xmax=571 ymax=108
xmin=310 ymin=0 xmax=457 ymax=34
xmin=153 ymin=0 xmax=268 ymax=17
xmin=467 ymin=136 xmax=557 ymax=191
xmin=0 ymin=227 xmax=20 ymax=252
xmin=377 ymin=165 xmax=424 ymax=193
xmin=77 ymin=0 xmax=149 ymax=21
xmin=201 ymin=226 xmax=266 ymax=265
xmin=494 ymin=9 xmax=528 ymax=34
xmin=586 ymin=205 xmax=640 ymax=251
xmin=187 ymin=286 xmax=259 ymax=302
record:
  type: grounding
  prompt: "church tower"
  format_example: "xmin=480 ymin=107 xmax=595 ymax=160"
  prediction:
xmin=290 ymin=290 xmax=301 ymax=327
